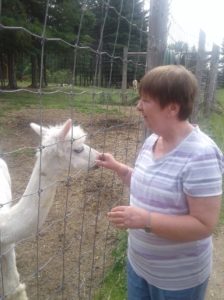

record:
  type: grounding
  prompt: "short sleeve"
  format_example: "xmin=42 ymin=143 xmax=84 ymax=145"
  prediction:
xmin=135 ymin=133 xmax=158 ymax=166
xmin=182 ymin=146 xmax=223 ymax=197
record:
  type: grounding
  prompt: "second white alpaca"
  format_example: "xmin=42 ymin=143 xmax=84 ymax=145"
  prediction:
xmin=0 ymin=119 xmax=99 ymax=299
xmin=132 ymin=79 xmax=138 ymax=92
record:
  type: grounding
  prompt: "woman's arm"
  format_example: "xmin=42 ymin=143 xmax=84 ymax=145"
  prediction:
xmin=107 ymin=195 xmax=221 ymax=242
xmin=150 ymin=195 xmax=221 ymax=241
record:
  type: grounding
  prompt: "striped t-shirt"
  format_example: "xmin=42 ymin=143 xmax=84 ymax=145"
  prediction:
xmin=128 ymin=126 xmax=223 ymax=290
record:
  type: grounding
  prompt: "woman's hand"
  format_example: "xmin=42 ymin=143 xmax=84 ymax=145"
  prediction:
xmin=95 ymin=153 xmax=119 ymax=171
xmin=96 ymin=153 xmax=133 ymax=185
xmin=107 ymin=206 xmax=150 ymax=230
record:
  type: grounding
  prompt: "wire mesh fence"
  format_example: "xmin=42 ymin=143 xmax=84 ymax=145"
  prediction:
xmin=0 ymin=1 xmax=146 ymax=299
xmin=0 ymin=0 xmax=223 ymax=299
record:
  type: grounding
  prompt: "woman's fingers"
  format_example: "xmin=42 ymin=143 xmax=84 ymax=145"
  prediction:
xmin=110 ymin=206 xmax=126 ymax=212
xmin=107 ymin=209 xmax=127 ymax=229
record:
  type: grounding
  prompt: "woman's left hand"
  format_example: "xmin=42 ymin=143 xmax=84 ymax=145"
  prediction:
xmin=107 ymin=205 xmax=150 ymax=230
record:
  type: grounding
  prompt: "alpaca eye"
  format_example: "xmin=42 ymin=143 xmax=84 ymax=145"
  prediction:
xmin=74 ymin=146 xmax=84 ymax=154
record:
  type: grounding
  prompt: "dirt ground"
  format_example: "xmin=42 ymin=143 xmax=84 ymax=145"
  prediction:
xmin=0 ymin=107 xmax=223 ymax=299
xmin=206 ymin=226 xmax=224 ymax=300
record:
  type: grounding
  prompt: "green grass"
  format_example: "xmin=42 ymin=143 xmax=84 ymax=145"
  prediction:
xmin=209 ymin=88 xmax=224 ymax=225
xmin=198 ymin=88 xmax=224 ymax=226
xmin=93 ymin=231 xmax=127 ymax=300
xmin=200 ymin=89 xmax=224 ymax=149
xmin=0 ymin=86 xmax=138 ymax=118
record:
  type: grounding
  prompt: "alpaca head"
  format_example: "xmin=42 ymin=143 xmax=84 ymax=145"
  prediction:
xmin=30 ymin=119 xmax=99 ymax=173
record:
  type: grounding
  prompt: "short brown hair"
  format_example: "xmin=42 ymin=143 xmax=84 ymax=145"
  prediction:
xmin=139 ymin=65 xmax=198 ymax=120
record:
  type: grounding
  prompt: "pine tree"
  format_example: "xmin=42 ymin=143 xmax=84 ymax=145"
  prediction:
xmin=0 ymin=0 xmax=148 ymax=89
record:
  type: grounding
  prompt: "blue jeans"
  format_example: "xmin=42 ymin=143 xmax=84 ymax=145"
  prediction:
xmin=127 ymin=260 xmax=209 ymax=300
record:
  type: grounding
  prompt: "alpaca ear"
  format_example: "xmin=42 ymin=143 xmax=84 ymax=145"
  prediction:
xmin=30 ymin=123 xmax=48 ymax=136
xmin=59 ymin=119 xmax=72 ymax=140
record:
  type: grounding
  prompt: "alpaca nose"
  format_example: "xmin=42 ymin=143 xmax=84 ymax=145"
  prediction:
xmin=89 ymin=149 xmax=100 ymax=170
xmin=88 ymin=162 xmax=99 ymax=171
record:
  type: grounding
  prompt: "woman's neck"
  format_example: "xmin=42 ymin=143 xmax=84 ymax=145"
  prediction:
xmin=153 ymin=121 xmax=194 ymax=159
xmin=163 ymin=121 xmax=193 ymax=143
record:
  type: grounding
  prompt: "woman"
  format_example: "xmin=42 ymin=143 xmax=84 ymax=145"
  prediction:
xmin=96 ymin=65 xmax=223 ymax=300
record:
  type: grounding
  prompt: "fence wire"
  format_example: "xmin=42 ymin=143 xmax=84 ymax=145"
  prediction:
xmin=0 ymin=1 xmax=146 ymax=299
xmin=0 ymin=1 xmax=222 ymax=299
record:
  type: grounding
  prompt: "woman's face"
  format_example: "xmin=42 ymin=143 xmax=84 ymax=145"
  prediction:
xmin=137 ymin=94 xmax=172 ymax=133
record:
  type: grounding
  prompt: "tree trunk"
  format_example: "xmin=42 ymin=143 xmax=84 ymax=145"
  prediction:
xmin=37 ymin=53 xmax=43 ymax=88
xmin=7 ymin=52 xmax=17 ymax=89
xmin=43 ymin=54 xmax=47 ymax=87
xmin=31 ymin=54 xmax=38 ymax=88
xmin=0 ymin=53 xmax=6 ymax=88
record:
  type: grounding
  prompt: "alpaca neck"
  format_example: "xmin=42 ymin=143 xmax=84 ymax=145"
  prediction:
xmin=1 ymin=153 xmax=64 ymax=245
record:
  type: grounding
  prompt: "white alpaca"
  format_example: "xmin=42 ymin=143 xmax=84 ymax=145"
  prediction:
xmin=0 ymin=158 xmax=27 ymax=300
xmin=132 ymin=79 xmax=138 ymax=92
xmin=0 ymin=119 xmax=99 ymax=299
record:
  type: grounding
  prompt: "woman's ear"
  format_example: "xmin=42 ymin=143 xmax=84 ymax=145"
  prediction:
xmin=167 ymin=103 xmax=180 ymax=117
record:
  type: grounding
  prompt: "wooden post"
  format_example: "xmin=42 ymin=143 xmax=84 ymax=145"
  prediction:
xmin=98 ymin=53 xmax=102 ymax=87
xmin=192 ymin=30 xmax=206 ymax=123
xmin=146 ymin=0 xmax=169 ymax=71
xmin=121 ymin=46 xmax=128 ymax=103
xmin=204 ymin=44 xmax=220 ymax=116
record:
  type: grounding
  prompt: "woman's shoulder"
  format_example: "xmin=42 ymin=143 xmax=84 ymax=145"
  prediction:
xmin=185 ymin=126 xmax=222 ymax=154
xmin=183 ymin=127 xmax=224 ymax=173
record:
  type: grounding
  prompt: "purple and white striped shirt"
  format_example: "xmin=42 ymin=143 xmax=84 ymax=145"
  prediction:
xmin=128 ymin=126 xmax=223 ymax=290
